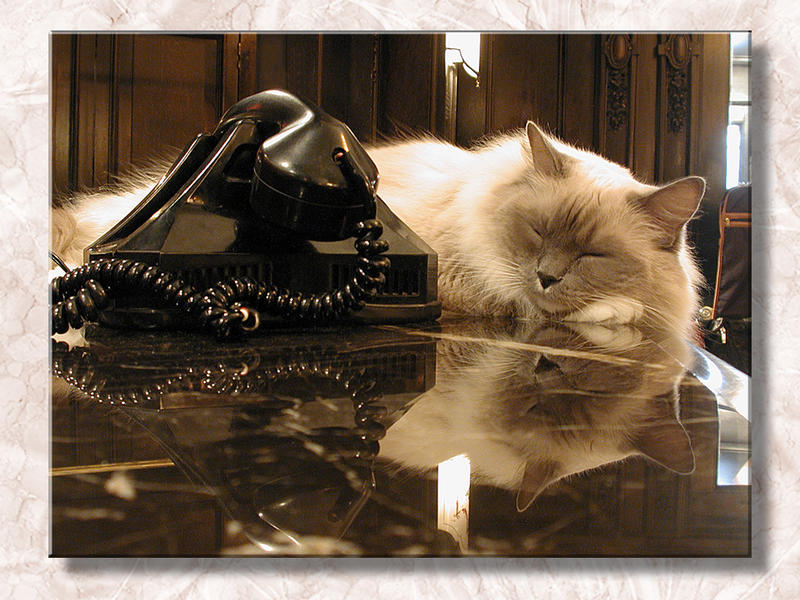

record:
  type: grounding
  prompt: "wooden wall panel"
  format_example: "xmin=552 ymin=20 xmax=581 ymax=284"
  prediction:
xmin=631 ymin=34 xmax=660 ymax=184
xmin=598 ymin=34 xmax=634 ymax=167
xmin=253 ymin=35 xmax=288 ymax=92
xmin=377 ymin=34 xmax=444 ymax=139
xmin=344 ymin=34 xmax=379 ymax=143
xmin=113 ymin=35 xmax=134 ymax=177
xmin=560 ymin=34 xmax=600 ymax=152
xmin=253 ymin=34 xmax=378 ymax=142
xmin=91 ymin=35 xmax=113 ymax=188
xmin=655 ymin=33 xmax=694 ymax=182
xmin=52 ymin=32 xmax=731 ymax=192
xmin=51 ymin=34 xmax=238 ymax=196
xmin=486 ymin=34 xmax=562 ymax=134
xmin=692 ymin=34 xmax=731 ymax=205
xmin=454 ymin=65 xmax=485 ymax=148
xmin=285 ymin=34 xmax=320 ymax=106
xmin=73 ymin=35 xmax=104 ymax=190
xmin=319 ymin=34 xmax=352 ymax=124
xmin=690 ymin=33 xmax=731 ymax=302
xmin=51 ymin=34 xmax=73 ymax=198
xmin=127 ymin=35 xmax=223 ymax=166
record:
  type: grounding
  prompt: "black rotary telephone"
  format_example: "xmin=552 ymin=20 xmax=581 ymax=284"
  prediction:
xmin=51 ymin=90 xmax=440 ymax=339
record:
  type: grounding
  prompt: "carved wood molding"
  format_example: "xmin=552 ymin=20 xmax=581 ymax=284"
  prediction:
xmin=666 ymin=65 xmax=689 ymax=132
xmin=604 ymin=34 xmax=632 ymax=131
xmin=658 ymin=34 xmax=693 ymax=133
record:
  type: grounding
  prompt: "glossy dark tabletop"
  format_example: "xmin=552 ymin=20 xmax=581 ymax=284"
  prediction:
xmin=50 ymin=314 xmax=750 ymax=557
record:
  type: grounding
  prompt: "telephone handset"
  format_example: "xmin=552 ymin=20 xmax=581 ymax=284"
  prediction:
xmin=51 ymin=90 xmax=440 ymax=338
xmin=219 ymin=88 xmax=379 ymax=240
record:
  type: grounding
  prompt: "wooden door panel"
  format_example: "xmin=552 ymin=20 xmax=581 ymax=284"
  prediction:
xmin=486 ymin=34 xmax=561 ymax=134
xmin=126 ymin=35 xmax=223 ymax=167
xmin=52 ymin=33 xmax=237 ymax=196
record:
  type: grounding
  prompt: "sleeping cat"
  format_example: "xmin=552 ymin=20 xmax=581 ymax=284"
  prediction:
xmin=367 ymin=123 xmax=705 ymax=333
xmin=51 ymin=122 xmax=704 ymax=332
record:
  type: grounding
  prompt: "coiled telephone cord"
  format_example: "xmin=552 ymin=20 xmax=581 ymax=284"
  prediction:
xmin=51 ymin=219 xmax=390 ymax=340
xmin=52 ymin=342 xmax=387 ymax=465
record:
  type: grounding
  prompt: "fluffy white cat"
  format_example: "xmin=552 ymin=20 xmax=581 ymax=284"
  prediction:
xmin=367 ymin=123 xmax=704 ymax=333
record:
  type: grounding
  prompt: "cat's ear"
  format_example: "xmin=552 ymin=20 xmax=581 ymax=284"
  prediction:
xmin=526 ymin=121 xmax=563 ymax=177
xmin=630 ymin=400 xmax=695 ymax=474
xmin=516 ymin=459 xmax=560 ymax=512
xmin=639 ymin=176 xmax=706 ymax=248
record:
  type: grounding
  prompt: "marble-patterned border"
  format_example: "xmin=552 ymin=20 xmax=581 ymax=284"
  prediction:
xmin=1 ymin=1 xmax=796 ymax=598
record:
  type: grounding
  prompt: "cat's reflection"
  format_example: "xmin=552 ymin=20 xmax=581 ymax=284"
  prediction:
xmin=378 ymin=320 xmax=695 ymax=511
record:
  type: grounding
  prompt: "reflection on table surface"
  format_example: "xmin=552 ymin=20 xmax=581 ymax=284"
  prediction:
xmin=51 ymin=314 xmax=750 ymax=556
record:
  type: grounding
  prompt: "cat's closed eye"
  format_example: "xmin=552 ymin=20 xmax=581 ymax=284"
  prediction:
xmin=579 ymin=251 xmax=607 ymax=258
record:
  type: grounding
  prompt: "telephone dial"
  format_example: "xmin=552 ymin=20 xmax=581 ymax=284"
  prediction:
xmin=51 ymin=89 xmax=440 ymax=339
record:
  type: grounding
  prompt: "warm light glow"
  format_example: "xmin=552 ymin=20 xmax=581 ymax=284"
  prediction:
xmin=445 ymin=33 xmax=481 ymax=78
xmin=437 ymin=453 xmax=470 ymax=552
xmin=733 ymin=460 xmax=750 ymax=485
xmin=726 ymin=124 xmax=742 ymax=188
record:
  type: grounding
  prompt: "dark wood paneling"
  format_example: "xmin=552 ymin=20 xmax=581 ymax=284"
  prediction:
xmin=237 ymin=34 xmax=258 ymax=99
xmin=378 ymin=34 xmax=441 ymax=138
xmin=53 ymin=34 xmax=240 ymax=194
xmin=346 ymin=34 xmax=379 ymax=143
xmin=92 ymin=35 xmax=114 ymax=186
xmin=454 ymin=65 xmax=485 ymax=148
xmin=319 ymin=34 xmax=352 ymax=124
xmin=693 ymin=34 xmax=730 ymax=204
xmin=286 ymin=34 xmax=320 ymax=106
xmin=254 ymin=35 xmax=288 ymax=92
xmin=128 ymin=35 xmax=222 ymax=164
xmin=487 ymin=34 xmax=561 ymax=134
xmin=431 ymin=34 xmax=447 ymax=139
xmin=656 ymin=33 xmax=694 ymax=182
xmin=114 ymin=35 xmax=134 ymax=177
xmin=51 ymin=34 xmax=74 ymax=199
xmin=631 ymin=34 xmax=659 ymax=183
xmin=221 ymin=35 xmax=241 ymax=110
xmin=560 ymin=34 xmax=599 ymax=152
xmin=74 ymin=35 xmax=103 ymax=190
xmin=599 ymin=34 xmax=634 ymax=166
xmin=253 ymin=34 xmax=377 ymax=143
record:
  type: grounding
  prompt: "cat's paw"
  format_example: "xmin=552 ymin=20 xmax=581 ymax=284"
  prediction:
xmin=564 ymin=297 xmax=644 ymax=325
xmin=565 ymin=322 xmax=643 ymax=350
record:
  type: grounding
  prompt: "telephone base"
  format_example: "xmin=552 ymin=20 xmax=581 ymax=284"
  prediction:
xmin=95 ymin=300 xmax=442 ymax=331
xmin=81 ymin=89 xmax=441 ymax=332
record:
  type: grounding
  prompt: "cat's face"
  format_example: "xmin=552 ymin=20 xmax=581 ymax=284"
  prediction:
xmin=480 ymin=123 xmax=705 ymax=328
xmin=499 ymin=187 xmax=650 ymax=316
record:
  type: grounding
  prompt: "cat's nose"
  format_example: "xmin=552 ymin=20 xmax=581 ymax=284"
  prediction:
xmin=534 ymin=355 xmax=559 ymax=373
xmin=537 ymin=271 xmax=561 ymax=290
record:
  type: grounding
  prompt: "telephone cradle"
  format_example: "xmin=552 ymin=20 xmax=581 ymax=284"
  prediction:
xmin=51 ymin=89 xmax=441 ymax=338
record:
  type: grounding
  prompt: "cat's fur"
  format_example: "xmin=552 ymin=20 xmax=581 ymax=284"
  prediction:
xmin=51 ymin=164 xmax=172 ymax=267
xmin=367 ymin=123 xmax=705 ymax=333
xmin=377 ymin=319 xmax=695 ymax=512
xmin=51 ymin=122 xmax=704 ymax=332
